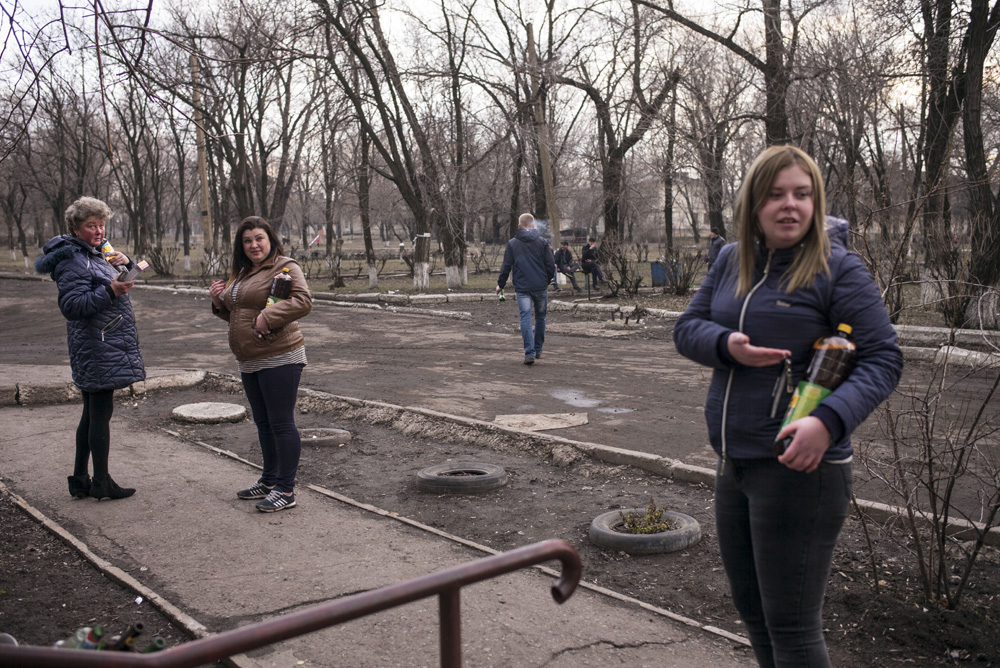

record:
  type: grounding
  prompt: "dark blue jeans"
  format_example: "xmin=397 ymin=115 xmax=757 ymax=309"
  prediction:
xmin=515 ymin=289 xmax=547 ymax=358
xmin=715 ymin=457 xmax=851 ymax=667
xmin=241 ymin=364 xmax=303 ymax=493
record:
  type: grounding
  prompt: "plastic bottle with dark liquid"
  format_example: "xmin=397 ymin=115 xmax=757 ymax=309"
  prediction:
xmin=266 ymin=268 xmax=292 ymax=307
xmin=773 ymin=323 xmax=857 ymax=457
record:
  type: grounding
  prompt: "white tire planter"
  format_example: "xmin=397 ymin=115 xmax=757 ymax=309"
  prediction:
xmin=589 ymin=508 xmax=702 ymax=555
xmin=416 ymin=462 xmax=507 ymax=494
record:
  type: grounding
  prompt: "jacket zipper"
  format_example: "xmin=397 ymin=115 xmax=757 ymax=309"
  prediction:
xmin=719 ymin=251 xmax=772 ymax=471
xmin=101 ymin=315 xmax=124 ymax=342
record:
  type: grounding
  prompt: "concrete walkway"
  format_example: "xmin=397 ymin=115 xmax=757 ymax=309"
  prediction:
xmin=0 ymin=367 xmax=752 ymax=668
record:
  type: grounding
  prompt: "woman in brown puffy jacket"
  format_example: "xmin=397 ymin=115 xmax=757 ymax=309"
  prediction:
xmin=210 ymin=217 xmax=312 ymax=512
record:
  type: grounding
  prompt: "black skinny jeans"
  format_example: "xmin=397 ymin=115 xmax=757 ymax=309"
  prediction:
xmin=241 ymin=364 xmax=303 ymax=493
xmin=75 ymin=389 xmax=115 ymax=480
xmin=715 ymin=457 xmax=851 ymax=668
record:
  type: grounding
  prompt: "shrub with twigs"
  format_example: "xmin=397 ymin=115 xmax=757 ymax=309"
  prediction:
xmin=619 ymin=498 xmax=674 ymax=534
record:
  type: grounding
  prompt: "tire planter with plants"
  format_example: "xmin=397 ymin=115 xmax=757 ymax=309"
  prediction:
xmin=589 ymin=508 xmax=702 ymax=555
xmin=416 ymin=462 xmax=508 ymax=494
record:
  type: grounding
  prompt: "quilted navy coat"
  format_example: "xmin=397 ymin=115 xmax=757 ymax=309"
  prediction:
xmin=35 ymin=235 xmax=146 ymax=392
xmin=673 ymin=218 xmax=902 ymax=462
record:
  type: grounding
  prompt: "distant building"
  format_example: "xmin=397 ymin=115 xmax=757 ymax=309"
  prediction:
xmin=560 ymin=227 xmax=589 ymax=243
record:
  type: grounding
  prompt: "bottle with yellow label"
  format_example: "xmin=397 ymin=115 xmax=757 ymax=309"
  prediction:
xmin=772 ymin=323 xmax=857 ymax=457
xmin=100 ymin=239 xmax=128 ymax=277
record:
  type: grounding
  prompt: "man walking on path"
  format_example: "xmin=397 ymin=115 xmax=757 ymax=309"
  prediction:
xmin=497 ymin=213 xmax=556 ymax=365
xmin=554 ymin=241 xmax=582 ymax=291
xmin=706 ymin=227 xmax=725 ymax=269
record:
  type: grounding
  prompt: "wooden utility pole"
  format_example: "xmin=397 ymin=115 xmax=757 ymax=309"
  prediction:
xmin=526 ymin=24 xmax=560 ymax=247
xmin=189 ymin=54 xmax=213 ymax=256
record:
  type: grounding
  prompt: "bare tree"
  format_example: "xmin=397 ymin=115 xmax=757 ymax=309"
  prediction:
xmin=312 ymin=0 xmax=448 ymax=289
xmin=555 ymin=2 xmax=678 ymax=247
xmin=678 ymin=46 xmax=757 ymax=240
xmin=636 ymin=0 xmax=828 ymax=145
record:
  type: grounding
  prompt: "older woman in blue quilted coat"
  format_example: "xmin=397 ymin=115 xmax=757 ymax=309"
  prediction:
xmin=35 ymin=197 xmax=145 ymax=501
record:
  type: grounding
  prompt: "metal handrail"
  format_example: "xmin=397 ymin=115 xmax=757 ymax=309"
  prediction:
xmin=0 ymin=539 xmax=581 ymax=668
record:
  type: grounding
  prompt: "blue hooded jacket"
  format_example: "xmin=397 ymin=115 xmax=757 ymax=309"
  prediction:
xmin=673 ymin=217 xmax=902 ymax=461
xmin=35 ymin=235 xmax=146 ymax=392
xmin=497 ymin=228 xmax=556 ymax=293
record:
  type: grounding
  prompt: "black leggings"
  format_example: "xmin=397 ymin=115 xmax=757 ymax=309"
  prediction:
xmin=241 ymin=364 xmax=303 ymax=493
xmin=75 ymin=389 xmax=115 ymax=480
xmin=715 ymin=457 xmax=851 ymax=667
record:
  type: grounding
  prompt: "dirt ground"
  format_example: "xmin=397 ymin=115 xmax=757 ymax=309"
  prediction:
xmin=1 ymin=276 xmax=999 ymax=666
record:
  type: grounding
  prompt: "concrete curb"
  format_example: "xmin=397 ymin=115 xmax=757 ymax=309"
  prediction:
xmin=0 ymin=370 xmax=207 ymax=407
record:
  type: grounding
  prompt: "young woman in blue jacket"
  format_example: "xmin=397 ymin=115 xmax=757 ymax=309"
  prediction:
xmin=674 ymin=146 xmax=902 ymax=667
xmin=36 ymin=197 xmax=146 ymax=501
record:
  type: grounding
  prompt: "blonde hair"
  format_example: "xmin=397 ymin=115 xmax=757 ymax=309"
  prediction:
xmin=733 ymin=146 xmax=830 ymax=295
xmin=517 ymin=213 xmax=535 ymax=229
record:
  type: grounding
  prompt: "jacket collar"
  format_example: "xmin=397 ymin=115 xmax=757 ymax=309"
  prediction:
xmin=755 ymin=244 xmax=797 ymax=273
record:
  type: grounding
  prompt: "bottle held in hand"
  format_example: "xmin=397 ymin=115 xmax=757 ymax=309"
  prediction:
xmin=498 ymin=288 xmax=505 ymax=302
xmin=100 ymin=239 xmax=128 ymax=277
xmin=266 ymin=267 xmax=292 ymax=307
xmin=773 ymin=323 xmax=857 ymax=457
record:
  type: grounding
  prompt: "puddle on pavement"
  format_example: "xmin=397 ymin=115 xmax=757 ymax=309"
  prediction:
xmin=549 ymin=388 xmax=603 ymax=408
xmin=597 ymin=407 xmax=634 ymax=414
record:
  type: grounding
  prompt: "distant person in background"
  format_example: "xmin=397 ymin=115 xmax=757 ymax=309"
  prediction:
xmin=497 ymin=212 xmax=556 ymax=365
xmin=707 ymin=227 xmax=726 ymax=270
xmin=554 ymin=241 xmax=582 ymax=291
xmin=35 ymin=196 xmax=145 ymax=501
xmin=580 ymin=237 xmax=606 ymax=287
xmin=210 ymin=216 xmax=313 ymax=513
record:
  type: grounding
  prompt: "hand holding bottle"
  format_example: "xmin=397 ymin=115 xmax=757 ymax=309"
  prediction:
xmin=774 ymin=416 xmax=831 ymax=473
xmin=101 ymin=239 xmax=129 ymax=268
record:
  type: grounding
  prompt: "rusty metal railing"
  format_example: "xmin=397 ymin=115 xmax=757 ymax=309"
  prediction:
xmin=0 ymin=539 xmax=581 ymax=668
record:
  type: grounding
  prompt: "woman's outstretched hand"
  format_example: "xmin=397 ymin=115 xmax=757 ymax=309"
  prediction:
xmin=727 ymin=332 xmax=790 ymax=367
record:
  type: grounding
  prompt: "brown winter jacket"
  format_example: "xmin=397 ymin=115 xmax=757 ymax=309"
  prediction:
xmin=213 ymin=256 xmax=312 ymax=362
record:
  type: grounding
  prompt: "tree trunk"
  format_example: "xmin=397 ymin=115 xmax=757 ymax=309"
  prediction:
xmin=961 ymin=0 xmax=1000 ymax=328
xmin=359 ymin=132 xmax=377 ymax=289
xmin=762 ymin=0 xmax=790 ymax=144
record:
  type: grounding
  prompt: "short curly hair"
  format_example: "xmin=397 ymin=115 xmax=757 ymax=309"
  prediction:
xmin=64 ymin=197 xmax=112 ymax=235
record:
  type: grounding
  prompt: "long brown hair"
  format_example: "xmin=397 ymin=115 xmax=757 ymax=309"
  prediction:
xmin=229 ymin=216 xmax=284 ymax=282
xmin=733 ymin=146 xmax=830 ymax=296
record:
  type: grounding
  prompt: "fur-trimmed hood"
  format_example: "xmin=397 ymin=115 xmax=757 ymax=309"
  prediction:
xmin=35 ymin=235 xmax=101 ymax=278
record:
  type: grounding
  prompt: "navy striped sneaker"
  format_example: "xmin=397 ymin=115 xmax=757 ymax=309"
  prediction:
xmin=236 ymin=481 xmax=271 ymax=500
xmin=256 ymin=490 xmax=296 ymax=513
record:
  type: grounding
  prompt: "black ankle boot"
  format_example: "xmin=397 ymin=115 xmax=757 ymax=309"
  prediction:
xmin=68 ymin=474 xmax=91 ymax=499
xmin=90 ymin=476 xmax=135 ymax=501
